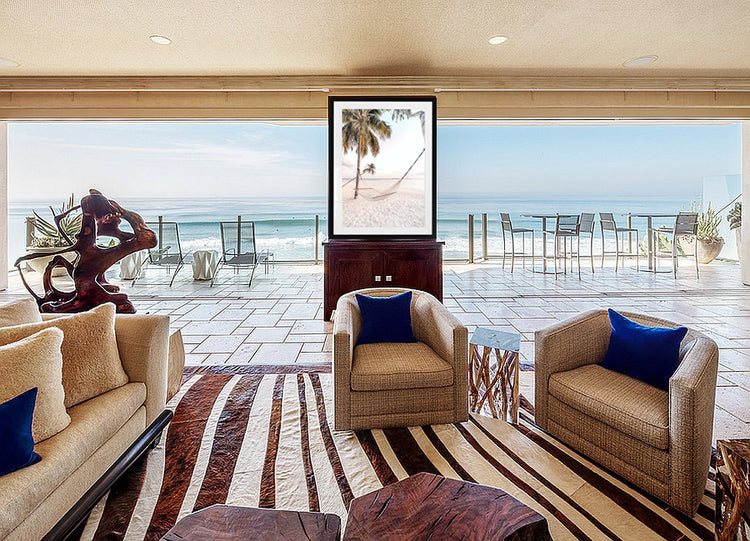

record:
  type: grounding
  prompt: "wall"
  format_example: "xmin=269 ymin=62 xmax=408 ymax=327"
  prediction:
xmin=743 ymin=123 xmax=750 ymax=285
xmin=0 ymin=122 xmax=6 ymax=290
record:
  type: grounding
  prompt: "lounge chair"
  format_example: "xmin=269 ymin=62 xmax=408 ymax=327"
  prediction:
xmin=133 ymin=218 xmax=188 ymax=287
xmin=211 ymin=217 xmax=271 ymax=287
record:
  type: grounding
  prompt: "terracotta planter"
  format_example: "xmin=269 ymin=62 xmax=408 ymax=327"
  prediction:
xmin=696 ymin=238 xmax=724 ymax=264
xmin=24 ymin=247 xmax=76 ymax=277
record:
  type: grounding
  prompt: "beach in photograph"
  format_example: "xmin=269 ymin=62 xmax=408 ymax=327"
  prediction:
xmin=340 ymin=175 xmax=425 ymax=229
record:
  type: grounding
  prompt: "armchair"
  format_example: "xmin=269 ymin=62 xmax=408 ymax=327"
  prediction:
xmin=535 ymin=310 xmax=718 ymax=515
xmin=333 ymin=288 xmax=468 ymax=430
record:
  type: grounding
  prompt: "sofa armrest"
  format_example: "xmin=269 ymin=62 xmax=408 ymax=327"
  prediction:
xmin=114 ymin=314 xmax=170 ymax=425
xmin=332 ymin=295 xmax=360 ymax=430
xmin=668 ymin=335 xmax=719 ymax=513
xmin=534 ymin=310 xmax=610 ymax=429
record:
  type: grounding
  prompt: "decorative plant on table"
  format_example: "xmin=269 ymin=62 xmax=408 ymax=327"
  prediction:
xmin=696 ymin=203 xmax=724 ymax=264
xmin=727 ymin=202 xmax=741 ymax=261
xmin=25 ymin=194 xmax=83 ymax=276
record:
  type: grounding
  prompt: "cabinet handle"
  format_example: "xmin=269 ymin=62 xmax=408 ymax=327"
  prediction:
xmin=385 ymin=275 xmax=393 ymax=282
xmin=374 ymin=275 xmax=382 ymax=282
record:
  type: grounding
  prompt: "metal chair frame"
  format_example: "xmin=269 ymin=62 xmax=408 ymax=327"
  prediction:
xmin=500 ymin=213 xmax=534 ymax=272
xmin=649 ymin=212 xmax=699 ymax=279
xmin=600 ymin=212 xmax=639 ymax=272
xmin=542 ymin=214 xmax=581 ymax=279
xmin=133 ymin=219 xmax=188 ymax=287
xmin=212 ymin=217 xmax=271 ymax=287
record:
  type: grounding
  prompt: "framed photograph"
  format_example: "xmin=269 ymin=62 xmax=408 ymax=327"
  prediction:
xmin=328 ymin=96 xmax=437 ymax=239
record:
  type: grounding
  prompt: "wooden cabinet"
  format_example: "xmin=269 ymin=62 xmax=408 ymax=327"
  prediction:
xmin=323 ymin=240 xmax=444 ymax=320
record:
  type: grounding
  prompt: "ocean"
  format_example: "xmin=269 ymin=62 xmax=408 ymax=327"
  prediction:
xmin=8 ymin=195 xmax=697 ymax=266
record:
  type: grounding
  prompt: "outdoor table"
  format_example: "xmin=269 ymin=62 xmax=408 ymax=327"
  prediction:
xmin=469 ymin=327 xmax=521 ymax=423
xmin=192 ymin=249 xmax=220 ymax=280
xmin=119 ymin=250 xmax=148 ymax=280
xmin=624 ymin=213 xmax=677 ymax=271
xmin=521 ymin=213 xmax=576 ymax=274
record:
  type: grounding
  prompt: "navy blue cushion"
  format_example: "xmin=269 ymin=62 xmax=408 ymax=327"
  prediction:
xmin=355 ymin=291 xmax=416 ymax=345
xmin=0 ymin=387 xmax=41 ymax=477
xmin=600 ymin=309 xmax=688 ymax=390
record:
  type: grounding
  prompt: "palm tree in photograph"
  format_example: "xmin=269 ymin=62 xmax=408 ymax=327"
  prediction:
xmin=341 ymin=109 xmax=391 ymax=199
xmin=362 ymin=163 xmax=376 ymax=176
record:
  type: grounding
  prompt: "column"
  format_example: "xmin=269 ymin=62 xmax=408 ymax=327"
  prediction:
xmin=743 ymin=122 xmax=750 ymax=286
xmin=0 ymin=122 xmax=7 ymax=291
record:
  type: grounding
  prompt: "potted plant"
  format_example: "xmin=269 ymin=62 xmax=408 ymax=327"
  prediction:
xmin=26 ymin=195 xmax=82 ymax=276
xmin=727 ymin=201 xmax=741 ymax=261
xmin=696 ymin=203 xmax=724 ymax=264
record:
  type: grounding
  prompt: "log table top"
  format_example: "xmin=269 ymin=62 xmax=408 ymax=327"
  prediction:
xmin=159 ymin=504 xmax=341 ymax=541
xmin=343 ymin=472 xmax=552 ymax=541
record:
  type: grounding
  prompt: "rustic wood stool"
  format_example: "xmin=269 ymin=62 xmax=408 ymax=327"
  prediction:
xmin=469 ymin=327 xmax=521 ymax=423
xmin=343 ymin=472 xmax=551 ymax=540
xmin=159 ymin=504 xmax=341 ymax=541
xmin=715 ymin=439 xmax=750 ymax=541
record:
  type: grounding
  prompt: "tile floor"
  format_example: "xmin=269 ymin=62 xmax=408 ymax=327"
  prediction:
xmin=4 ymin=257 xmax=749 ymax=440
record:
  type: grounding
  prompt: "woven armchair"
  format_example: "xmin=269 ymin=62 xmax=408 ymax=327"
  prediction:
xmin=535 ymin=310 xmax=718 ymax=515
xmin=333 ymin=288 xmax=468 ymax=430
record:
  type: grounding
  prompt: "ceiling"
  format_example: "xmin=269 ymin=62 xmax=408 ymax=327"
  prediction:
xmin=0 ymin=0 xmax=749 ymax=79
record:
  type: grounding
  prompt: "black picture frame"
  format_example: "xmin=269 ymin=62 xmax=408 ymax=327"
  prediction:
xmin=328 ymin=96 xmax=437 ymax=239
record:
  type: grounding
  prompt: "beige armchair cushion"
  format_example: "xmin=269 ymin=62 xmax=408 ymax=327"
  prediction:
xmin=0 ymin=328 xmax=70 ymax=443
xmin=0 ymin=298 xmax=42 ymax=328
xmin=351 ymin=342 xmax=454 ymax=391
xmin=549 ymin=364 xmax=669 ymax=450
xmin=0 ymin=304 xmax=128 ymax=408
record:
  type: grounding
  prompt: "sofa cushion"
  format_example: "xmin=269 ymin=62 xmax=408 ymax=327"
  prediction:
xmin=0 ymin=328 xmax=70 ymax=443
xmin=0 ymin=382 xmax=146 ymax=536
xmin=351 ymin=341 xmax=453 ymax=391
xmin=0 ymin=303 xmax=129 ymax=408
xmin=0 ymin=388 xmax=42 ymax=477
xmin=0 ymin=298 xmax=42 ymax=328
xmin=549 ymin=364 xmax=669 ymax=450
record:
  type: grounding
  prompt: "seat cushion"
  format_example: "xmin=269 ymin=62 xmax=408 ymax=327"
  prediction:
xmin=351 ymin=341 xmax=454 ymax=391
xmin=549 ymin=364 xmax=669 ymax=450
xmin=0 ymin=382 xmax=146 ymax=536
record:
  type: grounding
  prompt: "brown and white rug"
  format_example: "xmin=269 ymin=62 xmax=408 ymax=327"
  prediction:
xmin=78 ymin=368 xmax=716 ymax=541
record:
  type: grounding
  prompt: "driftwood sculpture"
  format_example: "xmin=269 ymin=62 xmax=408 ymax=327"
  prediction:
xmin=15 ymin=189 xmax=157 ymax=314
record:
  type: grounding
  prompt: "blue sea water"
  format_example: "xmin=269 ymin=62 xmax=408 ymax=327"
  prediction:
xmin=8 ymin=194 xmax=697 ymax=266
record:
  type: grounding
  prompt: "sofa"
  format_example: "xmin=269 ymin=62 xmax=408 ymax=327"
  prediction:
xmin=0 ymin=302 xmax=171 ymax=541
xmin=534 ymin=310 xmax=718 ymax=515
xmin=333 ymin=287 xmax=468 ymax=430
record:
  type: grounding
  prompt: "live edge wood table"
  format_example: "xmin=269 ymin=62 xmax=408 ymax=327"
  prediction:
xmin=715 ymin=439 xmax=750 ymax=541
xmin=469 ymin=327 xmax=522 ymax=423
xmin=159 ymin=504 xmax=341 ymax=541
xmin=343 ymin=472 xmax=552 ymax=540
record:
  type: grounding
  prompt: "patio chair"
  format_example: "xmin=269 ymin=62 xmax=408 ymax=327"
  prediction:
xmin=500 ymin=213 xmax=534 ymax=272
xmin=600 ymin=212 xmax=639 ymax=272
xmin=542 ymin=214 xmax=581 ymax=279
xmin=133 ymin=218 xmax=188 ymax=287
xmin=577 ymin=212 xmax=596 ymax=274
xmin=212 ymin=217 xmax=271 ymax=287
xmin=649 ymin=212 xmax=699 ymax=279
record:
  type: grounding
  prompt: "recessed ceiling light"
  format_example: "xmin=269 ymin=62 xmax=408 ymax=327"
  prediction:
xmin=623 ymin=55 xmax=658 ymax=68
xmin=0 ymin=58 xmax=19 ymax=67
xmin=488 ymin=35 xmax=508 ymax=45
xmin=149 ymin=35 xmax=171 ymax=45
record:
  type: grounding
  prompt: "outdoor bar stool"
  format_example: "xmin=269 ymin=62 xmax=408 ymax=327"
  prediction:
xmin=576 ymin=213 xmax=596 ymax=274
xmin=649 ymin=212 xmax=699 ymax=279
xmin=600 ymin=212 xmax=639 ymax=272
xmin=542 ymin=214 xmax=581 ymax=279
xmin=500 ymin=213 xmax=534 ymax=272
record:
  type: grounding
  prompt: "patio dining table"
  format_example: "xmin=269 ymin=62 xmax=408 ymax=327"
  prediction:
xmin=624 ymin=213 xmax=678 ymax=271
xmin=521 ymin=213 xmax=577 ymax=274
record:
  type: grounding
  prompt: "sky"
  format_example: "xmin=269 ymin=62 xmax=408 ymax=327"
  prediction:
xmin=7 ymin=121 xmax=742 ymax=201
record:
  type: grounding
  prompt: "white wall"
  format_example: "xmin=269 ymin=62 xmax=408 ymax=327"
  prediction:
xmin=743 ymin=122 xmax=750 ymax=285
xmin=0 ymin=122 xmax=6 ymax=290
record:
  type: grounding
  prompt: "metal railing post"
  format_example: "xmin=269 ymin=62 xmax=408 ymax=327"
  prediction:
xmin=481 ymin=213 xmax=488 ymax=260
xmin=314 ymin=215 xmax=320 ymax=264
xmin=468 ymin=214 xmax=474 ymax=263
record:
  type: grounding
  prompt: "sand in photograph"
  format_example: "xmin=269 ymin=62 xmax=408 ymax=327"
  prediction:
xmin=341 ymin=175 xmax=425 ymax=228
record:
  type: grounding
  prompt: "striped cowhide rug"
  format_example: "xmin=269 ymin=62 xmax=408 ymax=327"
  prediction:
xmin=78 ymin=366 xmax=716 ymax=541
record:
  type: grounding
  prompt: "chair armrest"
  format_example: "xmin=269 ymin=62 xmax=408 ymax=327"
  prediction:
xmin=114 ymin=314 xmax=170 ymax=425
xmin=534 ymin=310 xmax=610 ymax=429
xmin=332 ymin=295 xmax=361 ymax=430
xmin=668 ymin=335 xmax=719 ymax=513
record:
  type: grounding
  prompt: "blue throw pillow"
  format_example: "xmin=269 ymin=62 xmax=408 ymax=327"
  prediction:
xmin=600 ymin=309 xmax=688 ymax=390
xmin=0 ymin=387 xmax=42 ymax=477
xmin=355 ymin=291 xmax=416 ymax=345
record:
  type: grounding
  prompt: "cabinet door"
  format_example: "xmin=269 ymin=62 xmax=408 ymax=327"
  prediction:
xmin=383 ymin=248 xmax=441 ymax=298
xmin=325 ymin=248 xmax=382 ymax=318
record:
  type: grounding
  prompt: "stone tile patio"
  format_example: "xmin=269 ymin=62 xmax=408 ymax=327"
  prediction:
xmin=3 ymin=258 xmax=748 ymax=440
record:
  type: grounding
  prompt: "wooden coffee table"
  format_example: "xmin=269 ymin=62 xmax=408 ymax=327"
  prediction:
xmin=160 ymin=504 xmax=341 ymax=541
xmin=343 ymin=472 xmax=551 ymax=540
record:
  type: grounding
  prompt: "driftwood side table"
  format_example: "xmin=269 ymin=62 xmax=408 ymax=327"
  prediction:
xmin=716 ymin=439 xmax=750 ymax=541
xmin=469 ymin=327 xmax=521 ymax=423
